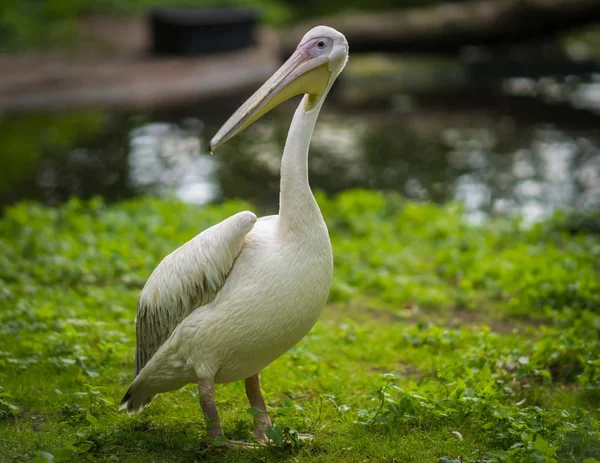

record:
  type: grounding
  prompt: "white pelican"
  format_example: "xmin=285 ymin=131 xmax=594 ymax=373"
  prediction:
xmin=120 ymin=26 xmax=349 ymax=443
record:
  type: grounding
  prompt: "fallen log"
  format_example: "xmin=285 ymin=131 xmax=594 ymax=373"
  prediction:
xmin=281 ymin=0 xmax=600 ymax=55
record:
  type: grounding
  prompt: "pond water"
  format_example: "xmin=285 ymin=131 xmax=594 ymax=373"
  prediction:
xmin=1 ymin=78 xmax=600 ymax=224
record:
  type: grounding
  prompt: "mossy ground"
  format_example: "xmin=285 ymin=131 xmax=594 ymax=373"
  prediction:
xmin=1 ymin=191 xmax=599 ymax=462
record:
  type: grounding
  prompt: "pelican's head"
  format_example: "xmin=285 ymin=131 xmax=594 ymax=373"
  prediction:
xmin=209 ymin=26 xmax=348 ymax=153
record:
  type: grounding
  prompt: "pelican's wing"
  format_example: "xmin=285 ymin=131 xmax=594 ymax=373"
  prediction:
xmin=134 ymin=211 xmax=257 ymax=376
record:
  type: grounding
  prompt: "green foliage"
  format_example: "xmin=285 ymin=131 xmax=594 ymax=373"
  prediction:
xmin=0 ymin=191 xmax=599 ymax=462
xmin=357 ymin=318 xmax=600 ymax=462
xmin=317 ymin=190 xmax=600 ymax=315
xmin=0 ymin=390 xmax=20 ymax=422
xmin=0 ymin=0 xmax=80 ymax=51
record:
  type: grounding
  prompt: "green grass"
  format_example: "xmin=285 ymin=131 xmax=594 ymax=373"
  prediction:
xmin=0 ymin=190 xmax=599 ymax=462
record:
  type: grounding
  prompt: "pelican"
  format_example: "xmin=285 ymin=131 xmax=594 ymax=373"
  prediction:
xmin=120 ymin=26 xmax=349 ymax=443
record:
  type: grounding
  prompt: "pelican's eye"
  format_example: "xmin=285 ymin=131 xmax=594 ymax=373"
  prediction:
xmin=301 ymin=37 xmax=333 ymax=57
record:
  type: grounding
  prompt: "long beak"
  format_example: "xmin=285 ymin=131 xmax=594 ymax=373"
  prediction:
xmin=208 ymin=47 xmax=331 ymax=153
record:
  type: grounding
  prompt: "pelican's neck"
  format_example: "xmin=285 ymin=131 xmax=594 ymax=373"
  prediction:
xmin=278 ymin=94 xmax=325 ymax=231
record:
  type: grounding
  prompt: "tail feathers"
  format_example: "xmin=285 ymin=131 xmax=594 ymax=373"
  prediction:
xmin=119 ymin=384 xmax=154 ymax=415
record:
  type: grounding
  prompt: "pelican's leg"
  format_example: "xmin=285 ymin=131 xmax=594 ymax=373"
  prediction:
xmin=198 ymin=379 xmax=223 ymax=439
xmin=245 ymin=373 xmax=271 ymax=441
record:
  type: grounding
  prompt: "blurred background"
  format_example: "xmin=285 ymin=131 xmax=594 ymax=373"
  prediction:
xmin=1 ymin=0 xmax=600 ymax=224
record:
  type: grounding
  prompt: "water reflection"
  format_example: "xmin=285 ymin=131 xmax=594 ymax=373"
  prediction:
xmin=504 ymin=77 xmax=600 ymax=114
xmin=445 ymin=126 xmax=600 ymax=224
xmin=216 ymin=110 xmax=600 ymax=224
xmin=0 ymin=111 xmax=132 ymax=205
xmin=1 ymin=91 xmax=599 ymax=224
xmin=128 ymin=121 xmax=219 ymax=204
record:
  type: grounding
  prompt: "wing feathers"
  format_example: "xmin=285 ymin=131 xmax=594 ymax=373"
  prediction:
xmin=134 ymin=211 xmax=257 ymax=376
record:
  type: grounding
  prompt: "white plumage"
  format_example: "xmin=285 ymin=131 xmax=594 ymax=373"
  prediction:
xmin=120 ymin=26 xmax=349 ymax=443
xmin=134 ymin=211 xmax=257 ymax=378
